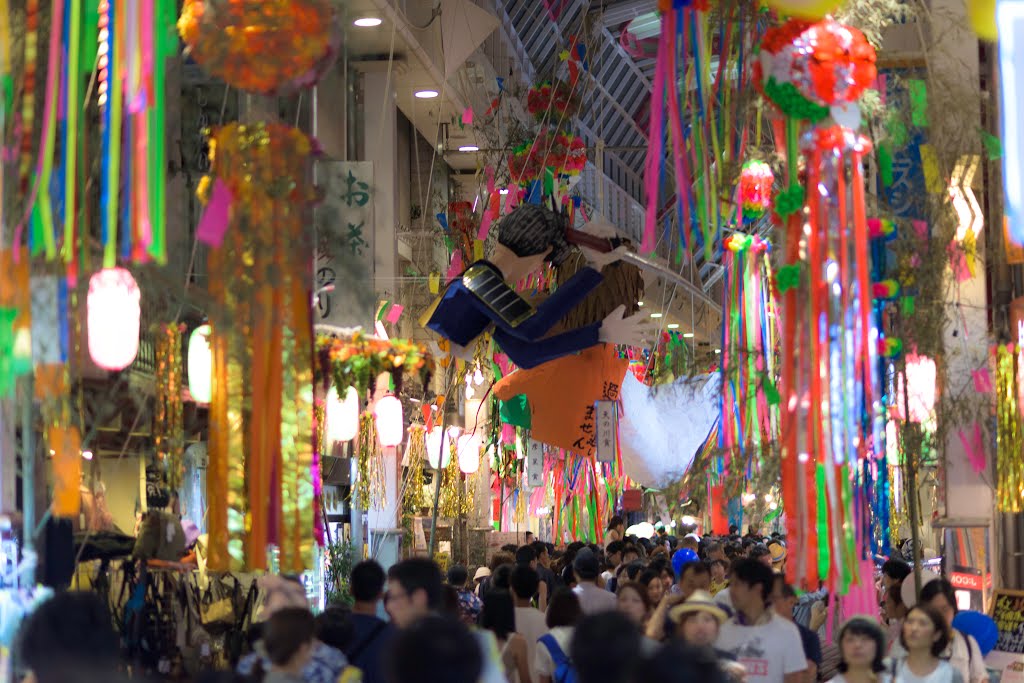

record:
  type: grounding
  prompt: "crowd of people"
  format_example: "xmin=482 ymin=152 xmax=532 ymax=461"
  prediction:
xmin=12 ymin=518 xmax=989 ymax=683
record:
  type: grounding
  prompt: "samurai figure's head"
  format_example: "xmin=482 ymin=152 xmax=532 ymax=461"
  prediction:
xmin=496 ymin=205 xmax=572 ymax=268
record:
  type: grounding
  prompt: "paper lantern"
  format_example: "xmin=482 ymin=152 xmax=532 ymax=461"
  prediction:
xmin=374 ymin=395 xmax=404 ymax=447
xmin=766 ymin=0 xmax=840 ymax=19
xmin=327 ymin=386 xmax=359 ymax=443
xmin=899 ymin=353 xmax=937 ymax=423
xmin=739 ymin=160 xmax=775 ymax=220
xmin=187 ymin=325 xmax=213 ymax=403
xmin=457 ymin=433 xmax=481 ymax=474
xmin=87 ymin=268 xmax=141 ymax=371
xmin=426 ymin=426 xmax=453 ymax=469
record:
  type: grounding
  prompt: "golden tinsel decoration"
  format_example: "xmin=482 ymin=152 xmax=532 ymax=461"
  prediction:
xmin=997 ymin=345 xmax=1024 ymax=512
xmin=513 ymin=487 xmax=528 ymax=524
xmin=154 ymin=324 xmax=185 ymax=490
xmin=355 ymin=412 xmax=386 ymax=510
xmin=439 ymin=440 xmax=473 ymax=518
xmin=314 ymin=402 xmax=326 ymax=455
xmin=404 ymin=425 xmax=429 ymax=510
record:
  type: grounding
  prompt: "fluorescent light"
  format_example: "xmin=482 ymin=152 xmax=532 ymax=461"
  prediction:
xmin=81 ymin=450 xmax=94 ymax=460
xmin=458 ymin=145 xmax=479 ymax=152
xmin=499 ymin=188 xmax=509 ymax=195
xmin=354 ymin=17 xmax=382 ymax=27
xmin=637 ymin=301 xmax=644 ymax=306
xmin=714 ymin=348 xmax=722 ymax=354
xmin=667 ymin=323 xmax=680 ymax=329
xmin=682 ymin=332 xmax=694 ymax=338
xmin=650 ymin=313 xmax=663 ymax=319
xmin=415 ymin=89 xmax=439 ymax=99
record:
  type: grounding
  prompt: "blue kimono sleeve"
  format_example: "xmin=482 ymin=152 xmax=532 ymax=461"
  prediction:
xmin=495 ymin=322 xmax=601 ymax=369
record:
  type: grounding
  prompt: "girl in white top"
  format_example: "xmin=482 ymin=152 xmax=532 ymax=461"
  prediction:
xmin=827 ymin=616 xmax=891 ymax=683
xmin=891 ymin=605 xmax=964 ymax=683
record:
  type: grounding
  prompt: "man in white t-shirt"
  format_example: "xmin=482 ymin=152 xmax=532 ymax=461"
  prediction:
xmin=715 ymin=558 xmax=807 ymax=683
xmin=511 ymin=565 xmax=548 ymax=674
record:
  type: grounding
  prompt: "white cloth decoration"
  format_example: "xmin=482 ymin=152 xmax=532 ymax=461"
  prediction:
xmin=618 ymin=373 xmax=720 ymax=488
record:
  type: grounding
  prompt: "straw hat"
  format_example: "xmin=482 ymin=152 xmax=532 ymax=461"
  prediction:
xmin=474 ymin=567 xmax=491 ymax=581
xmin=669 ymin=589 xmax=729 ymax=625
xmin=768 ymin=542 xmax=787 ymax=564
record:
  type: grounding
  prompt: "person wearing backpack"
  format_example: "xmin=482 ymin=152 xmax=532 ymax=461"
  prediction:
xmin=344 ymin=561 xmax=394 ymax=683
xmin=535 ymin=589 xmax=583 ymax=683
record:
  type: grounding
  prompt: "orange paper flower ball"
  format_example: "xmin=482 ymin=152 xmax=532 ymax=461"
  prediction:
xmin=178 ymin=0 xmax=338 ymax=96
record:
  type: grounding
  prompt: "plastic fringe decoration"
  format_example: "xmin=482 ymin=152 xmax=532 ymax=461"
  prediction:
xmin=404 ymin=425 xmax=429 ymax=510
xmin=997 ymin=345 xmax=1024 ymax=512
xmin=154 ymin=323 xmax=185 ymax=490
xmin=355 ymin=412 xmax=385 ymax=511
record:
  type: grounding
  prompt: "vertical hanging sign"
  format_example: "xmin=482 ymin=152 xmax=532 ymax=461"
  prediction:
xmin=314 ymin=161 xmax=376 ymax=330
xmin=595 ymin=400 xmax=618 ymax=463
xmin=526 ymin=439 xmax=544 ymax=489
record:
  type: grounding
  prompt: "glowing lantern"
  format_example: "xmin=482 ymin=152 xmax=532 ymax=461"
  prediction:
xmin=899 ymin=353 xmax=937 ymax=424
xmin=187 ymin=325 xmax=213 ymax=403
xmin=87 ymin=268 xmax=141 ymax=371
xmin=426 ymin=426 xmax=453 ymax=469
xmin=457 ymin=433 xmax=482 ymax=474
xmin=739 ymin=160 xmax=775 ymax=220
xmin=374 ymin=395 xmax=404 ymax=447
xmin=327 ymin=386 xmax=359 ymax=443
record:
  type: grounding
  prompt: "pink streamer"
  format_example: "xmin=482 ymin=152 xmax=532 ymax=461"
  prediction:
xmin=477 ymin=208 xmax=493 ymax=241
xmin=972 ymin=368 xmax=993 ymax=394
xmin=385 ymin=304 xmax=404 ymax=324
xmin=641 ymin=11 xmax=670 ymax=254
xmin=959 ymin=423 xmax=986 ymax=474
xmin=462 ymin=108 xmax=473 ymax=125
xmin=196 ymin=179 xmax=233 ymax=247
xmin=447 ymin=251 xmax=464 ymax=280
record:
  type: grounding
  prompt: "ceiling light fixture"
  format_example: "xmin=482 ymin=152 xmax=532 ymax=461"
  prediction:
xmin=637 ymin=301 xmax=645 ymax=307
xmin=415 ymin=89 xmax=439 ymax=99
xmin=683 ymin=332 xmax=695 ymax=338
xmin=667 ymin=323 xmax=680 ymax=329
xmin=353 ymin=17 xmax=382 ymax=27
xmin=82 ymin=450 xmax=94 ymax=460
xmin=650 ymin=313 xmax=663 ymax=319
xmin=457 ymin=145 xmax=479 ymax=152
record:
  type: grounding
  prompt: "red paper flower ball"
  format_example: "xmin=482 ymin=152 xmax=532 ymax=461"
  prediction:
xmin=788 ymin=18 xmax=877 ymax=107
xmin=739 ymin=160 xmax=775 ymax=220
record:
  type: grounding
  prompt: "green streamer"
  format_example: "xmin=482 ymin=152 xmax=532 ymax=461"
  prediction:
xmin=841 ymin=468 xmax=855 ymax=594
xmin=816 ymin=464 xmax=830 ymax=584
xmin=908 ymin=80 xmax=928 ymax=127
xmin=64 ymin=0 xmax=82 ymax=264
xmin=147 ymin=0 xmax=173 ymax=264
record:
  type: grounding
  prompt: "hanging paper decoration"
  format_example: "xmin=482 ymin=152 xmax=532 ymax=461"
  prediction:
xmin=996 ymin=345 xmax=1024 ymax=512
xmin=355 ymin=412 xmax=386 ymax=511
xmin=719 ymin=234 xmax=778 ymax=458
xmin=327 ymin=385 xmax=360 ymax=444
xmin=177 ymin=0 xmax=339 ymax=95
xmin=642 ymin=1 xmax=758 ymax=259
xmin=0 ymin=249 xmax=32 ymax=397
xmin=738 ymin=161 xmax=775 ymax=222
xmin=526 ymin=81 xmax=580 ymax=121
xmin=766 ymin=0 xmax=841 ymax=20
xmin=774 ymin=18 xmax=882 ymax=594
xmin=375 ymin=395 xmax=404 ymax=448
xmin=49 ymin=424 xmax=82 ymax=518
xmin=154 ymin=324 xmax=185 ymax=490
xmin=508 ymin=130 xmax=587 ymax=183
xmin=187 ymin=324 xmax=213 ymax=403
xmin=315 ymin=332 xmax=432 ymax=398
xmin=966 ymin=0 xmax=997 ymax=41
xmin=87 ymin=268 xmax=141 ymax=371
xmin=202 ymin=122 xmax=317 ymax=573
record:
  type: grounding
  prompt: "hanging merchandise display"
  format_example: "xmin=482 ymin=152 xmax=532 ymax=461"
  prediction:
xmin=200 ymin=122 xmax=318 ymax=573
xmin=767 ymin=18 xmax=884 ymax=592
xmin=87 ymin=267 xmax=141 ymax=371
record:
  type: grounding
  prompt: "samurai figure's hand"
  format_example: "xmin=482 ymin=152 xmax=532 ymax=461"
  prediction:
xmin=598 ymin=305 xmax=656 ymax=348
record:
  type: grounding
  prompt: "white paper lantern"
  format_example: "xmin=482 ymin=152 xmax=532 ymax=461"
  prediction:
xmin=87 ymin=267 xmax=141 ymax=371
xmin=374 ymin=395 xmax=404 ymax=447
xmin=187 ymin=325 xmax=213 ymax=403
xmin=426 ymin=426 xmax=452 ymax=469
xmin=327 ymin=386 xmax=359 ymax=443
xmin=457 ymin=433 xmax=481 ymax=474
